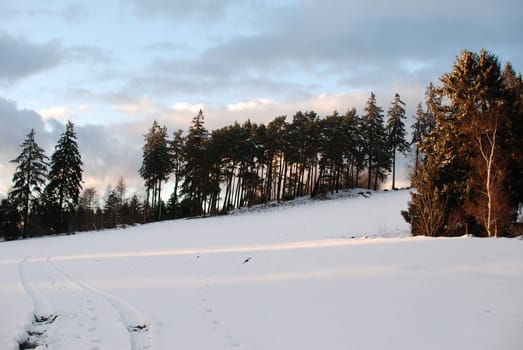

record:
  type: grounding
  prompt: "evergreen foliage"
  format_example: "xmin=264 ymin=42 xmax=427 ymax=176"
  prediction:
xmin=139 ymin=120 xmax=173 ymax=221
xmin=406 ymin=49 xmax=523 ymax=237
xmin=0 ymin=198 xmax=21 ymax=240
xmin=386 ymin=93 xmax=409 ymax=190
xmin=167 ymin=129 xmax=185 ymax=218
xmin=361 ymin=93 xmax=390 ymax=190
xmin=180 ymin=110 xmax=209 ymax=216
xmin=9 ymin=129 xmax=48 ymax=237
xmin=4 ymin=48 xmax=520 ymax=239
xmin=45 ymin=121 xmax=83 ymax=232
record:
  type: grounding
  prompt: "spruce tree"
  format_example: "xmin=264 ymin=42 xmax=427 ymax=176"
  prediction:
xmin=408 ymin=49 xmax=522 ymax=237
xmin=46 ymin=121 xmax=83 ymax=232
xmin=386 ymin=93 xmax=409 ymax=190
xmin=500 ymin=63 xmax=523 ymax=214
xmin=9 ymin=129 xmax=48 ymax=237
xmin=361 ymin=92 xmax=389 ymax=190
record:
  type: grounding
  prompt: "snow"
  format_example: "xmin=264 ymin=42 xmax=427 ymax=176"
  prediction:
xmin=1 ymin=190 xmax=522 ymax=349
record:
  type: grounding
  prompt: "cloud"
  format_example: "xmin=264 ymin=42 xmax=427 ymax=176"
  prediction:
xmin=0 ymin=5 xmax=19 ymax=20
xmin=191 ymin=1 xmax=523 ymax=91
xmin=0 ymin=86 xmax=442 ymax=200
xmin=0 ymin=97 xmax=56 ymax=197
xmin=126 ymin=0 xmax=234 ymax=20
xmin=75 ymin=124 xmax=144 ymax=193
xmin=227 ymin=98 xmax=274 ymax=112
xmin=38 ymin=106 xmax=74 ymax=121
xmin=0 ymin=32 xmax=62 ymax=84
xmin=62 ymin=2 xmax=89 ymax=22
xmin=113 ymin=97 xmax=157 ymax=116
xmin=106 ymin=0 xmax=522 ymax=114
xmin=0 ymin=95 xmax=146 ymax=199
xmin=172 ymin=102 xmax=205 ymax=114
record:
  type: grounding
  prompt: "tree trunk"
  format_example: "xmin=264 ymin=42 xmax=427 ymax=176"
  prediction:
xmin=157 ymin=180 xmax=162 ymax=221
xmin=367 ymin=158 xmax=372 ymax=190
xmin=392 ymin=147 xmax=396 ymax=190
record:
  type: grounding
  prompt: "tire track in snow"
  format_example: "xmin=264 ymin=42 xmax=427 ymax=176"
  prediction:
xmin=17 ymin=257 xmax=153 ymax=350
xmin=48 ymin=257 xmax=153 ymax=350
xmin=18 ymin=257 xmax=57 ymax=348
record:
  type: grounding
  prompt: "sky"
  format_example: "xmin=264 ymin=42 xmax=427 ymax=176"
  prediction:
xmin=1 ymin=0 xmax=522 ymax=199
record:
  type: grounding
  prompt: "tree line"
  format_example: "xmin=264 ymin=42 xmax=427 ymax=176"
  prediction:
xmin=1 ymin=49 xmax=521 ymax=240
xmin=1 ymin=91 xmax=410 ymax=239
xmin=139 ymin=92 xmax=410 ymax=220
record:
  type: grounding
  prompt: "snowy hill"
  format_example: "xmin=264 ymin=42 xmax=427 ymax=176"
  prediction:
xmin=1 ymin=190 xmax=522 ymax=350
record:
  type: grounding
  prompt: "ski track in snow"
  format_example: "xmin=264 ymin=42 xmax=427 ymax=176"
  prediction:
xmin=18 ymin=256 xmax=153 ymax=350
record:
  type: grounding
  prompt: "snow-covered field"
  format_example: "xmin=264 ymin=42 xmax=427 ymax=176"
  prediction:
xmin=1 ymin=190 xmax=522 ymax=350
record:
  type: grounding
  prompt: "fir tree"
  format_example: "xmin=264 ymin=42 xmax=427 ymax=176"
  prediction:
xmin=361 ymin=92 xmax=389 ymax=190
xmin=46 ymin=121 xmax=83 ymax=232
xmin=386 ymin=93 xmax=409 ymax=190
xmin=407 ymin=49 xmax=522 ymax=237
xmin=9 ymin=129 xmax=48 ymax=237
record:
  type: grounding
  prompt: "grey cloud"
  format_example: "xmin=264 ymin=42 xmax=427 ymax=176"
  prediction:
xmin=0 ymin=97 xmax=49 ymax=158
xmin=0 ymin=5 xmax=20 ymax=21
xmin=0 ymin=95 xmax=144 ymax=198
xmin=62 ymin=2 xmax=89 ymax=22
xmin=126 ymin=0 xmax=234 ymax=20
xmin=0 ymin=97 xmax=59 ymax=196
xmin=0 ymin=32 xmax=63 ymax=84
xmin=196 ymin=0 xmax=523 ymax=89
xmin=75 ymin=124 xmax=143 ymax=190
xmin=70 ymin=0 xmax=522 ymax=112
xmin=121 ymin=67 xmax=311 ymax=103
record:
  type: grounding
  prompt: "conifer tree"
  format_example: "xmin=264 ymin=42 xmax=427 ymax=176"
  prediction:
xmin=103 ymin=185 xmax=119 ymax=228
xmin=9 ymin=129 xmax=48 ymax=237
xmin=342 ymin=108 xmax=363 ymax=189
xmin=386 ymin=93 xmax=409 ymax=189
xmin=46 ymin=121 xmax=83 ymax=231
xmin=167 ymin=129 xmax=185 ymax=218
xmin=500 ymin=63 xmax=523 ymax=214
xmin=78 ymin=187 xmax=97 ymax=230
xmin=181 ymin=110 xmax=209 ymax=216
xmin=0 ymin=198 xmax=21 ymax=240
xmin=411 ymin=103 xmax=425 ymax=177
xmin=361 ymin=92 xmax=389 ymax=190
xmin=408 ymin=49 xmax=522 ymax=237
xmin=139 ymin=120 xmax=172 ymax=221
